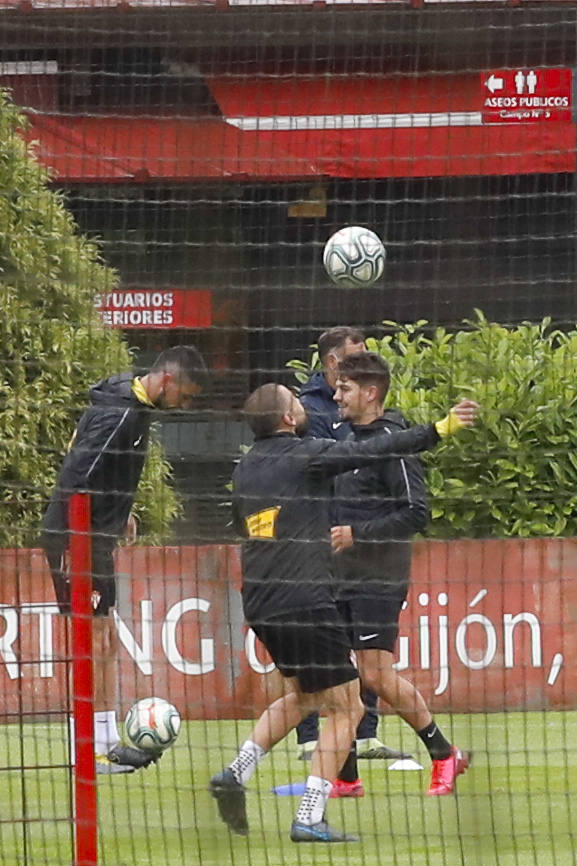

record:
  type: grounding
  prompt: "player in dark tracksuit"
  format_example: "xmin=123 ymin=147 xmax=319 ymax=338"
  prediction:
xmin=42 ymin=345 xmax=206 ymax=774
xmin=299 ymin=332 xmax=410 ymax=770
xmin=331 ymin=352 xmax=472 ymax=797
xmin=209 ymin=382 xmax=476 ymax=841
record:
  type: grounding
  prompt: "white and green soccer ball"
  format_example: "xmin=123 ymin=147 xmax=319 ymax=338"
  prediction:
xmin=323 ymin=225 xmax=386 ymax=288
xmin=124 ymin=697 xmax=181 ymax=753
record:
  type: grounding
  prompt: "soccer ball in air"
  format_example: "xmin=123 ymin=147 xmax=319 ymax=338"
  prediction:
xmin=323 ymin=225 xmax=386 ymax=288
xmin=124 ymin=697 xmax=181 ymax=753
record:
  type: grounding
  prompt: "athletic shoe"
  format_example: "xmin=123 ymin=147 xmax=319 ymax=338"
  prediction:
xmin=296 ymin=740 xmax=317 ymax=760
xmin=209 ymin=768 xmax=249 ymax=836
xmin=427 ymin=747 xmax=471 ymax=796
xmin=290 ymin=819 xmax=359 ymax=843
xmin=356 ymin=737 xmax=413 ymax=760
xmin=108 ymin=743 xmax=158 ymax=770
xmin=329 ymin=778 xmax=365 ymax=798
xmin=95 ymin=754 xmax=135 ymax=775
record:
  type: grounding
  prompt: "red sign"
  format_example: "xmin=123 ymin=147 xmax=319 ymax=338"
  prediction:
xmin=482 ymin=68 xmax=573 ymax=123
xmin=95 ymin=289 xmax=212 ymax=329
xmin=2 ymin=539 xmax=577 ymax=721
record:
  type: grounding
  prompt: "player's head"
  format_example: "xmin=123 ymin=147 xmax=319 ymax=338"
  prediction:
xmin=148 ymin=345 xmax=207 ymax=410
xmin=243 ymin=384 xmax=307 ymax=438
xmin=317 ymin=326 xmax=365 ymax=389
xmin=334 ymin=351 xmax=391 ymax=424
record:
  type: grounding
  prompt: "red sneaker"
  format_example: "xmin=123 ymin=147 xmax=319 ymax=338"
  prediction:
xmin=329 ymin=778 xmax=365 ymax=798
xmin=427 ymin=747 xmax=471 ymax=796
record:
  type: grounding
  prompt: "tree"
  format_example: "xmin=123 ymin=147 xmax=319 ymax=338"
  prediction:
xmin=0 ymin=92 xmax=180 ymax=546
xmin=288 ymin=311 xmax=577 ymax=538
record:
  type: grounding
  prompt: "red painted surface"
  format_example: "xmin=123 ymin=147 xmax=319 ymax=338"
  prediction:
xmin=481 ymin=68 xmax=573 ymax=124
xmin=69 ymin=494 xmax=98 ymax=866
xmin=1 ymin=539 xmax=576 ymax=720
xmin=0 ymin=0 xmax=570 ymax=8
xmin=21 ymin=66 xmax=576 ymax=183
xmin=94 ymin=288 xmax=213 ymax=329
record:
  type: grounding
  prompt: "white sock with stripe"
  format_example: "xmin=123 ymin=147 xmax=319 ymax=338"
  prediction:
xmin=94 ymin=710 xmax=120 ymax=755
xmin=295 ymin=775 xmax=333 ymax=826
xmin=229 ymin=739 xmax=267 ymax=785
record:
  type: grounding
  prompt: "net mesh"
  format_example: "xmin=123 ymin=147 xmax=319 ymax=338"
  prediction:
xmin=0 ymin=1 xmax=576 ymax=863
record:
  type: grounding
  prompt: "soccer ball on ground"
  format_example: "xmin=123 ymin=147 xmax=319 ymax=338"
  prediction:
xmin=124 ymin=697 xmax=181 ymax=753
xmin=323 ymin=225 xmax=386 ymax=288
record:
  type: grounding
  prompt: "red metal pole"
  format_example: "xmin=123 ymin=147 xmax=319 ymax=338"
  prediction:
xmin=69 ymin=493 xmax=98 ymax=866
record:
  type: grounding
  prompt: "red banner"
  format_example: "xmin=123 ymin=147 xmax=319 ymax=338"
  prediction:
xmin=482 ymin=68 xmax=573 ymax=124
xmin=1 ymin=539 xmax=577 ymax=721
xmin=95 ymin=289 xmax=212 ymax=329
xmin=24 ymin=75 xmax=576 ymax=184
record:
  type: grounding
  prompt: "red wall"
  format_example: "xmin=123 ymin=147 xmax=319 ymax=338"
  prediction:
xmin=1 ymin=539 xmax=576 ymax=720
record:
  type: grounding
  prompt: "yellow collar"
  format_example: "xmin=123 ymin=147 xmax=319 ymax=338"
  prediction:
xmin=132 ymin=377 xmax=155 ymax=407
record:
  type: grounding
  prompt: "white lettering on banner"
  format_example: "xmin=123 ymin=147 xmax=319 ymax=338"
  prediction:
xmin=0 ymin=605 xmax=19 ymax=679
xmin=434 ymin=615 xmax=449 ymax=697
xmin=503 ymin=612 xmax=542 ymax=668
xmin=107 ymin=310 xmax=174 ymax=327
xmin=113 ymin=601 xmax=153 ymax=676
xmin=95 ymin=291 xmax=174 ymax=310
xmin=484 ymin=97 xmax=568 ymax=110
xmin=419 ymin=615 xmax=430 ymax=669
xmin=392 ymin=635 xmax=409 ymax=672
xmin=20 ymin=604 xmax=60 ymax=678
xmin=456 ymin=614 xmax=498 ymax=670
xmin=161 ymin=599 xmax=215 ymax=675
xmin=0 ymin=592 xmax=554 ymax=694
xmin=95 ymin=290 xmax=176 ymax=328
xmin=245 ymin=629 xmax=276 ymax=675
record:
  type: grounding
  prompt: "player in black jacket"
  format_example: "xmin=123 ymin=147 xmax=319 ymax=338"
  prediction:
xmin=298 ymin=326 xmax=409 ymax=792
xmin=42 ymin=345 xmax=206 ymax=774
xmin=331 ymin=352 xmax=472 ymax=796
xmin=209 ymin=382 xmax=477 ymax=842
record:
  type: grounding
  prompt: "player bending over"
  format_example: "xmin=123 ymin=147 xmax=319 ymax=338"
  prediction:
xmin=209 ymin=383 xmax=478 ymax=842
xmin=42 ymin=346 xmax=206 ymax=774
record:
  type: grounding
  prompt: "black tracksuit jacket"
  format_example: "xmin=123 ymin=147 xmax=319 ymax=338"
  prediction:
xmin=43 ymin=373 xmax=153 ymax=541
xmin=333 ymin=410 xmax=429 ymax=597
xmin=231 ymin=422 xmax=439 ymax=624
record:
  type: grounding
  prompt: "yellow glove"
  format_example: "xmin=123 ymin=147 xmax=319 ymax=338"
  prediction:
xmin=435 ymin=409 xmax=465 ymax=439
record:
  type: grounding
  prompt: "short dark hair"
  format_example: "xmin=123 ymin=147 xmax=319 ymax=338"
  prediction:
xmin=337 ymin=351 xmax=391 ymax=402
xmin=151 ymin=345 xmax=208 ymax=387
xmin=317 ymin=327 xmax=365 ymax=362
xmin=243 ymin=383 xmax=292 ymax=438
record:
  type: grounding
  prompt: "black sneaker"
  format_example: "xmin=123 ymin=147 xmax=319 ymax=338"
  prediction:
xmin=290 ymin=820 xmax=359 ymax=843
xmin=356 ymin=738 xmax=413 ymax=761
xmin=108 ymin=743 xmax=159 ymax=770
xmin=95 ymin=755 xmax=135 ymax=775
xmin=209 ymin=768 xmax=248 ymax=836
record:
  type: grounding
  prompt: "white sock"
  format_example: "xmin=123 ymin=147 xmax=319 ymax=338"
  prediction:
xmin=68 ymin=716 xmax=75 ymax=764
xmin=228 ymin=740 xmax=267 ymax=785
xmin=295 ymin=776 xmax=333 ymax=826
xmin=94 ymin=710 xmax=120 ymax=755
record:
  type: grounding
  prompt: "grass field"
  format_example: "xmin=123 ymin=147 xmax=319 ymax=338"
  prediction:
xmin=1 ymin=711 xmax=577 ymax=866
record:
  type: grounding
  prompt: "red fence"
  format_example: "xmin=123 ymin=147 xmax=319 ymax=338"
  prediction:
xmin=2 ymin=539 xmax=577 ymax=719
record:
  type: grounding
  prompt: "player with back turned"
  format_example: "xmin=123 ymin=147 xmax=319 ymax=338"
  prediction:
xmin=209 ymin=383 xmax=478 ymax=841
xmin=331 ymin=351 xmax=472 ymax=795
xmin=42 ymin=345 xmax=207 ymax=774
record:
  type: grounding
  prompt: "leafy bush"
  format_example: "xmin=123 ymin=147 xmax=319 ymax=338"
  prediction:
xmin=0 ymin=92 xmax=180 ymax=546
xmin=288 ymin=311 xmax=577 ymax=538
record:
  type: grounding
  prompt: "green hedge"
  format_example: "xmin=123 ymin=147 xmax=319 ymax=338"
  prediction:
xmin=289 ymin=311 xmax=577 ymax=538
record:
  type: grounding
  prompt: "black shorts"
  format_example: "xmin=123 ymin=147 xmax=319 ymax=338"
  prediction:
xmin=337 ymin=589 xmax=408 ymax=653
xmin=42 ymin=497 xmax=117 ymax=617
xmin=251 ymin=607 xmax=358 ymax=694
